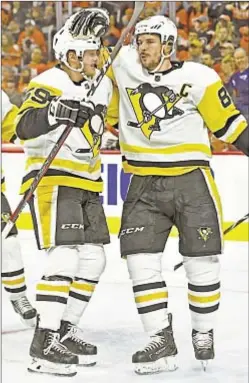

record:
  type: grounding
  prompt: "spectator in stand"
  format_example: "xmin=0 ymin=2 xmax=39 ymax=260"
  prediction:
xmin=188 ymin=1 xmax=208 ymax=30
xmin=4 ymin=80 xmax=23 ymax=107
xmin=27 ymin=47 xmax=50 ymax=75
xmin=2 ymin=32 xmax=21 ymax=67
xmin=192 ymin=15 xmax=214 ymax=47
xmin=225 ymin=1 xmax=249 ymax=31
xmin=218 ymin=56 xmax=236 ymax=86
xmin=187 ymin=39 xmax=204 ymax=63
xmin=1 ymin=1 xmax=13 ymax=28
xmin=17 ymin=67 xmax=32 ymax=94
xmin=228 ymin=48 xmax=249 ymax=121
xmin=12 ymin=1 xmax=28 ymax=26
xmin=176 ymin=1 xmax=189 ymax=33
xmin=213 ymin=42 xmax=235 ymax=72
xmin=18 ymin=19 xmax=47 ymax=57
xmin=215 ymin=14 xmax=234 ymax=41
xmin=239 ymin=26 xmax=249 ymax=54
xmin=207 ymin=1 xmax=227 ymax=24
xmin=210 ymin=26 xmax=232 ymax=62
xmin=2 ymin=67 xmax=17 ymax=92
xmin=31 ymin=5 xmax=45 ymax=29
xmin=6 ymin=18 xmax=21 ymax=42
xmin=43 ymin=4 xmax=56 ymax=27
xmin=200 ymin=52 xmax=214 ymax=68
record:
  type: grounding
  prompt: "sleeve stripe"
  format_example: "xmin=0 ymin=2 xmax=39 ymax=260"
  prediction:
xmin=214 ymin=114 xmax=248 ymax=143
xmin=214 ymin=113 xmax=241 ymax=138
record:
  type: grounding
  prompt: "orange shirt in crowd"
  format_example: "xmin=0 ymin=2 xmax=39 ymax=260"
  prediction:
xmin=2 ymin=45 xmax=21 ymax=67
xmin=18 ymin=28 xmax=47 ymax=54
xmin=176 ymin=7 xmax=189 ymax=32
xmin=28 ymin=62 xmax=50 ymax=75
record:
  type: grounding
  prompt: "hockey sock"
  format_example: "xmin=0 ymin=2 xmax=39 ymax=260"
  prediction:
xmin=62 ymin=278 xmax=98 ymax=325
xmin=36 ymin=275 xmax=72 ymax=331
xmin=2 ymin=235 xmax=27 ymax=300
xmin=127 ymin=253 xmax=169 ymax=334
xmin=184 ymin=255 xmax=221 ymax=332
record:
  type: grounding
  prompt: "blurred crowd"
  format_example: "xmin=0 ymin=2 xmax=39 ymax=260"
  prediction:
xmin=1 ymin=1 xmax=249 ymax=152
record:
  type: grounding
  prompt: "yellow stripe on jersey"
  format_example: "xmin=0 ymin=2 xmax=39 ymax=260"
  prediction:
xmin=197 ymin=79 xmax=240 ymax=134
xmin=20 ymin=174 xmax=103 ymax=194
xmin=123 ymin=161 xmax=207 ymax=176
xmin=120 ymin=142 xmax=211 ymax=156
xmin=25 ymin=157 xmax=101 ymax=174
xmin=225 ymin=120 xmax=248 ymax=143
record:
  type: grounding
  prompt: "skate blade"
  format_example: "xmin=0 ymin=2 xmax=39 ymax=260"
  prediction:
xmin=28 ymin=358 xmax=77 ymax=377
xmin=134 ymin=355 xmax=178 ymax=375
xmin=78 ymin=354 xmax=97 ymax=367
xmin=20 ymin=317 xmax=36 ymax=328
xmin=201 ymin=360 xmax=208 ymax=371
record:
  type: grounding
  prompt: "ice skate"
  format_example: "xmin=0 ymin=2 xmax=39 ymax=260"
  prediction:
xmin=132 ymin=314 xmax=178 ymax=375
xmin=192 ymin=329 xmax=214 ymax=371
xmin=60 ymin=320 xmax=97 ymax=366
xmin=11 ymin=296 xmax=37 ymax=327
xmin=28 ymin=327 xmax=78 ymax=377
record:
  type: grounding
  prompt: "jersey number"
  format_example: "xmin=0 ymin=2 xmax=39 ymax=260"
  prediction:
xmin=25 ymin=88 xmax=51 ymax=105
xmin=218 ymin=87 xmax=231 ymax=108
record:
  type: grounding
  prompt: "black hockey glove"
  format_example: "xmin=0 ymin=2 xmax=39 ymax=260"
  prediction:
xmin=48 ymin=97 xmax=91 ymax=129
xmin=68 ymin=8 xmax=110 ymax=38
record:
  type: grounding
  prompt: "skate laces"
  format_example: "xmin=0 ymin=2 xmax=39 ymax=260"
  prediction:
xmin=144 ymin=334 xmax=165 ymax=352
xmin=12 ymin=296 xmax=33 ymax=314
xmin=44 ymin=332 xmax=70 ymax=355
xmin=193 ymin=332 xmax=212 ymax=350
xmin=63 ymin=324 xmax=91 ymax=346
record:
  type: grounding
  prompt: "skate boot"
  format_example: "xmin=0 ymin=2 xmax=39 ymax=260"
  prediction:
xmin=192 ymin=329 xmax=214 ymax=371
xmin=28 ymin=327 xmax=78 ymax=377
xmin=132 ymin=314 xmax=178 ymax=375
xmin=60 ymin=320 xmax=97 ymax=366
xmin=11 ymin=296 xmax=37 ymax=327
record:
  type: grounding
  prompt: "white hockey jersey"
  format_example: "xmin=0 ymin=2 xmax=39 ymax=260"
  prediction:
xmin=112 ymin=46 xmax=247 ymax=176
xmin=1 ymin=90 xmax=19 ymax=192
xmin=16 ymin=67 xmax=113 ymax=194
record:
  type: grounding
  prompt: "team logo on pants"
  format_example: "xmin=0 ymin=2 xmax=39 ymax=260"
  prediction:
xmin=126 ymin=83 xmax=184 ymax=139
xmin=1 ymin=212 xmax=10 ymax=223
xmin=197 ymin=227 xmax=213 ymax=242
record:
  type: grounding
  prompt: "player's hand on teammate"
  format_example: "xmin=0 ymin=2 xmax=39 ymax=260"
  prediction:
xmin=48 ymin=97 xmax=92 ymax=129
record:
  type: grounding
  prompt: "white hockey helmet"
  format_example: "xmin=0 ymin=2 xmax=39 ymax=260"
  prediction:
xmin=135 ymin=15 xmax=177 ymax=55
xmin=53 ymin=26 xmax=101 ymax=73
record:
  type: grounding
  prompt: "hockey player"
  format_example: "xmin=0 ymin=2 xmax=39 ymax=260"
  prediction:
xmin=78 ymin=12 xmax=249 ymax=374
xmin=15 ymin=11 xmax=114 ymax=377
xmin=1 ymin=90 xmax=37 ymax=327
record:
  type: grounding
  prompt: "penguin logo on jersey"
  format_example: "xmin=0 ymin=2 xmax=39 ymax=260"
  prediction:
xmin=126 ymin=83 xmax=184 ymax=139
xmin=80 ymin=103 xmax=106 ymax=158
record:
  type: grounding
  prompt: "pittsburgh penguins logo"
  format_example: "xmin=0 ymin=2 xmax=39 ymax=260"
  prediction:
xmin=127 ymin=83 xmax=184 ymax=139
xmin=78 ymin=102 xmax=106 ymax=158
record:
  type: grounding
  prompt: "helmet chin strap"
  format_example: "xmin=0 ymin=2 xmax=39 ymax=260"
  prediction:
xmin=63 ymin=59 xmax=85 ymax=73
xmin=150 ymin=43 xmax=175 ymax=73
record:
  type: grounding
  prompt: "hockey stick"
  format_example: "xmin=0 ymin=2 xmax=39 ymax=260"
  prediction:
xmin=173 ymin=212 xmax=249 ymax=271
xmin=1 ymin=2 xmax=145 ymax=240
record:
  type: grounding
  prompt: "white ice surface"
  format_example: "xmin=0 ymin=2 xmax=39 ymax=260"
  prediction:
xmin=2 ymin=232 xmax=248 ymax=383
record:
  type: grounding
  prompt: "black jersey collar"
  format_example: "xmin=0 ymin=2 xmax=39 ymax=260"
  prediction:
xmin=148 ymin=61 xmax=184 ymax=76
